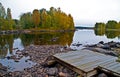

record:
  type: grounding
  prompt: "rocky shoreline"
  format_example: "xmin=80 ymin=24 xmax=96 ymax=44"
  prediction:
xmin=0 ymin=41 xmax=120 ymax=77
xmin=0 ymin=45 xmax=79 ymax=77
xmin=84 ymin=41 xmax=120 ymax=57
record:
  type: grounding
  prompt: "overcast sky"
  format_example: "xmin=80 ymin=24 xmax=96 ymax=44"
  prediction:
xmin=1 ymin=0 xmax=120 ymax=26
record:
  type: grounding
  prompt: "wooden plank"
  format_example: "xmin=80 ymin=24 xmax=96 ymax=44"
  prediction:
xmin=53 ymin=55 xmax=87 ymax=77
xmin=100 ymin=62 xmax=119 ymax=69
xmin=53 ymin=50 xmax=118 ymax=77
xmin=108 ymin=64 xmax=120 ymax=72
xmin=98 ymin=65 xmax=120 ymax=76
xmin=83 ymin=58 xmax=116 ymax=72
xmin=73 ymin=55 xmax=108 ymax=66
xmin=55 ymin=50 xmax=87 ymax=58
xmin=76 ymin=56 xmax=115 ymax=72
xmin=60 ymin=52 xmax=94 ymax=61
xmin=63 ymin=53 xmax=100 ymax=63
xmin=98 ymin=61 xmax=120 ymax=76
xmin=98 ymin=59 xmax=117 ymax=66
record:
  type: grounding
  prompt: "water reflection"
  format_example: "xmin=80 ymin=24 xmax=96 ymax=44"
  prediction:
xmin=0 ymin=35 xmax=14 ymax=58
xmin=0 ymin=32 xmax=74 ymax=71
xmin=20 ymin=32 xmax=74 ymax=46
xmin=94 ymin=29 xmax=120 ymax=39
xmin=0 ymin=32 xmax=74 ymax=58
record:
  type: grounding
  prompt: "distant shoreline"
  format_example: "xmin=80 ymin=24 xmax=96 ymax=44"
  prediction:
xmin=75 ymin=26 xmax=94 ymax=29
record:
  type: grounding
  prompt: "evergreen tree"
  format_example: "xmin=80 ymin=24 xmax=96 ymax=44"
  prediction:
xmin=0 ymin=3 xmax=6 ymax=18
xmin=106 ymin=20 xmax=118 ymax=29
xmin=6 ymin=8 xmax=12 ymax=20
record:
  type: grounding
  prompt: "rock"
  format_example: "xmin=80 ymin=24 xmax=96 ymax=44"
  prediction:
xmin=0 ymin=70 xmax=7 ymax=77
xmin=107 ymin=52 xmax=118 ymax=57
xmin=16 ymin=50 xmax=22 ymax=54
xmin=0 ymin=66 xmax=7 ymax=71
xmin=2 ymin=45 xmax=76 ymax=76
xmin=95 ymin=48 xmax=118 ymax=56
xmin=87 ymin=44 xmax=97 ymax=47
xmin=8 ymin=72 xmax=12 ymax=76
xmin=99 ymin=41 xmax=104 ymax=44
xmin=14 ymin=58 xmax=19 ymax=62
xmin=98 ymin=73 xmax=108 ymax=77
xmin=12 ymin=48 xmax=18 ymax=50
xmin=47 ymin=60 xmax=57 ymax=67
xmin=108 ymin=42 xmax=116 ymax=47
xmin=26 ymin=74 xmax=32 ymax=77
xmin=10 ymin=55 xmax=16 ymax=59
xmin=97 ymin=43 xmax=104 ymax=48
xmin=6 ymin=56 xmax=11 ymax=60
xmin=22 ymin=52 xmax=28 ymax=56
xmin=25 ymin=60 xmax=28 ymax=62
xmin=0 ymin=63 xmax=2 ymax=68
xmin=102 ymin=44 xmax=110 ymax=49
xmin=59 ymin=72 xmax=66 ymax=77
xmin=76 ymin=44 xmax=82 ymax=47
xmin=42 ymin=60 xmax=57 ymax=67
xmin=116 ymin=44 xmax=120 ymax=48
xmin=72 ymin=43 xmax=82 ymax=47
xmin=47 ymin=67 xmax=58 ymax=76
xmin=0 ymin=65 xmax=7 ymax=76
xmin=45 ymin=75 xmax=49 ymax=77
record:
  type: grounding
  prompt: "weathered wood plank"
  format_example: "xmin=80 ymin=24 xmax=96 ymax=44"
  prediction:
xmin=63 ymin=54 xmax=100 ymax=64
xmin=100 ymin=62 xmax=119 ymax=69
xmin=53 ymin=49 xmax=118 ymax=77
xmin=83 ymin=58 xmax=116 ymax=72
xmin=73 ymin=55 xmax=108 ymax=66
xmin=99 ymin=62 xmax=120 ymax=74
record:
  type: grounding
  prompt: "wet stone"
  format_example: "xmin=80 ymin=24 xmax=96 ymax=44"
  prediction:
xmin=47 ymin=67 xmax=58 ymax=76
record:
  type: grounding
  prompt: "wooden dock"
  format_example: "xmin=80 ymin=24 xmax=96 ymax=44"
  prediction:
xmin=53 ymin=50 xmax=120 ymax=77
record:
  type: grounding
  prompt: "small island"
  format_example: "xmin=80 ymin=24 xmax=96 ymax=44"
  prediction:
xmin=94 ymin=20 xmax=120 ymax=38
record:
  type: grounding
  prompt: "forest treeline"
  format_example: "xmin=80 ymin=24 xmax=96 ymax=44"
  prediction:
xmin=94 ymin=20 xmax=120 ymax=38
xmin=0 ymin=3 xmax=74 ymax=31
xmin=0 ymin=3 xmax=15 ymax=30
xmin=95 ymin=20 xmax=120 ymax=30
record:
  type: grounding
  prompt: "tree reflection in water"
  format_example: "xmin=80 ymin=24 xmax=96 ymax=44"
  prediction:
xmin=0 ymin=31 xmax=74 ymax=58
xmin=94 ymin=29 xmax=120 ymax=39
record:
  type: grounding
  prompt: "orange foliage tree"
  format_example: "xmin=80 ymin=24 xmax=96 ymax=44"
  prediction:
xmin=32 ymin=9 xmax=40 ymax=28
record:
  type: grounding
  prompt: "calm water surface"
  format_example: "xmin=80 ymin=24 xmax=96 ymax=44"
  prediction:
xmin=0 ymin=29 xmax=120 ymax=71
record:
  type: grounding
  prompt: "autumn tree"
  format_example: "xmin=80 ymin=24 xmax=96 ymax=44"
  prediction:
xmin=40 ymin=9 xmax=47 ymax=28
xmin=19 ymin=7 xmax=75 ymax=30
xmin=32 ymin=9 xmax=40 ymax=28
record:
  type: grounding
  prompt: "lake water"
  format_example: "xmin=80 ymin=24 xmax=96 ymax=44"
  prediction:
xmin=0 ymin=29 xmax=120 ymax=71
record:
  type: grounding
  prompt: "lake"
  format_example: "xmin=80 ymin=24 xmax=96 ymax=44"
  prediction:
xmin=0 ymin=29 xmax=120 ymax=71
